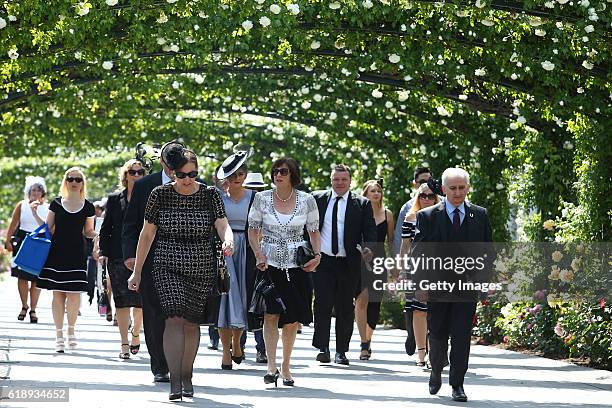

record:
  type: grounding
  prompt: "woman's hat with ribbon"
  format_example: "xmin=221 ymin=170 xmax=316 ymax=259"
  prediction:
xmin=217 ymin=149 xmax=252 ymax=180
xmin=242 ymin=172 xmax=265 ymax=188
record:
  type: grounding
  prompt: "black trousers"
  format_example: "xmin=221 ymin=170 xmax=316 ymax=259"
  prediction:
xmin=140 ymin=270 xmax=168 ymax=375
xmin=313 ymin=256 xmax=359 ymax=353
xmin=427 ymin=302 xmax=476 ymax=387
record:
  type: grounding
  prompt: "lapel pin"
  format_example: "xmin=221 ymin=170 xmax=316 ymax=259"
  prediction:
xmin=469 ymin=212 xmax=474 ymax=218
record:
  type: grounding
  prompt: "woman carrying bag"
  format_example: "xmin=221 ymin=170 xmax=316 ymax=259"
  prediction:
xmin=4 ymin=176 xmax=49 ymax=323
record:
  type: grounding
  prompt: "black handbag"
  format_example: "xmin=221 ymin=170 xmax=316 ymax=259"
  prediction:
xmin=296 ymin=243 xmax=315 ymax=267
xmin=249 ymin=272 xmax=287 ymax=315
xmin=208 ymin=190 xmax=230 ymax=296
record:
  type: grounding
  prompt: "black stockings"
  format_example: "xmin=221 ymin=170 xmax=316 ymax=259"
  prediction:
xmin=163 ymin=317 xmax=201 ymax=393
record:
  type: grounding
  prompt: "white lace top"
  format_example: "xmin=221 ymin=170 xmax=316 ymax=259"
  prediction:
xmin=248 ymin=189 xmax=319 ymax=271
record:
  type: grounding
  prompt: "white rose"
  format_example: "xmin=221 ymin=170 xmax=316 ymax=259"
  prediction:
xmin=242 ymin=20 xmax=253 ymax=30
xmin=385 ymin=101 xmax=393 ymax=108
xmin=157 ymin=13 xmax=168 ymax=24
xmin=76 ymin=2 xmax=90 ymax=16
xmin=582 ymin=60 xmax=593 ymax=70
xmin=270 ymin=4 xmax=281 ymax=14
xmin=329 ymin=2 xmax=341 ymax=10
xmin=363 ymin=0 xmax=374 ymax=9
xmin=535 ymin=29 xmax=546 ymax=37
xmin=458 ymin=94 xmax=468 ymax=100
xmin=0 ymin=18 xmax=6 ymax=29
xmin=397 ymin=90 xmax=409 ymax=102
xmin=557 ymin=0 xmax=568 ymax=3
xmin=552 ymin=250 xmax=563 ymax=262
xmin=106 ymin=0 xmax=119 ymax=5
xmin=102 ymin=61 xmax=114 ymax=70
xmin=167 ymin=0 xmax=178 ymax=3
xmin=301 ymin=101 xmax=311 ymax=109
xmin=481 ymin=19 xmax=494 ymax=27
xmin=541 ymin=61 xmax=555 ymax=71
xmin=74 ymin=51 xmax=83 ymax=60
xmin=8 ymin=15 xmax=16 ymax=22
xmin=287 ymin=4 xmax=300 ymax=15
xmin=194 ymin=75 xmax=204 ymax=84
xmin=170 ymin=44 xmax=179 ymax=52
xmin=475 ymin=0 xmax=486 ymax=8
xmin=475 ymin=67 xmax=486 ymax=76
xmin=371 ymin=89 xmax=383 ymax=98
xmin=259 ymin=16 xmax=271 ymax=27
xmin=388 ymin=53 xmax=400 ymax=63
xmin=310 ymin=40 xmax=321 ymax=50
xmin=8 ymin=48 xmax=19 ymax=60
xmin=584 ymin=25 xmax=594 ymax=33
xmin=437 ymin=106 xmax=451 ymax=116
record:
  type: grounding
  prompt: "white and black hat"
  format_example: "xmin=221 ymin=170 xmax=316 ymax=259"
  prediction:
xmin=242 ymin=172 xmax=265 ymax=188
xmin=217 ymin=150 xmax=250 ymax=179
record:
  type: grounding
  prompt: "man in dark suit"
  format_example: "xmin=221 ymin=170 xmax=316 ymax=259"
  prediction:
xmin=412 ymin=167 xmax=493 ymax=402
xmin=311 ymin=164 xmax=377 ymax=365
xmin=122 ymin=141 xmax=184 ymax=383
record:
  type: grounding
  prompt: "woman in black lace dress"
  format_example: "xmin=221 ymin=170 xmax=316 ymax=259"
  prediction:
xmin=128 ymin=148 xmax=233 ymax=401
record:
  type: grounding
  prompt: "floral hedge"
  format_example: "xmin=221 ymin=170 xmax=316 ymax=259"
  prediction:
xmin=475 ymin=299 xmax=611 ymax=370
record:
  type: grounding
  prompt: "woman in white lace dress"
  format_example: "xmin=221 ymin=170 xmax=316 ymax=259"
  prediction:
xmin=248 ymin=158 xmax=321 ymax=387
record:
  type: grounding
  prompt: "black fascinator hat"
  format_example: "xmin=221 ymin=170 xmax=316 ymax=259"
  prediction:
xmin=160 ymin=140 xmax=185 ymax=171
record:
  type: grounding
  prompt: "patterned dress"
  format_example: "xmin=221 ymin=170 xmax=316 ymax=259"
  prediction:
xmin=37 ymin=198 xmax=94 ymax=293
xmin=248 ymin=189 xmax=319 ymax=327
xmin=144 ymin=184 xmax=226 ymax=323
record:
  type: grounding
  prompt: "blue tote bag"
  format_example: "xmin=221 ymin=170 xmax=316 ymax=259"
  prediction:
xmin=14 ymin=223 xmax=52 ymax=277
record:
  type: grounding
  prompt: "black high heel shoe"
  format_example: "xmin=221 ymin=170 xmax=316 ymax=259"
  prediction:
xmin=359 ymin=341 xmax=371 ymax=360
xmin=263 ymin=369 xmax=280 ymax=387
xmin=231 ymin=346 xmax=245 ymax=364
xmin=282 ymin=378 xmax=295 ymax=386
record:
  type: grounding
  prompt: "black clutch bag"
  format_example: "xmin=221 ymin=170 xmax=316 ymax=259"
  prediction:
xmin=296 ymin=244 xmax=315 ymax=267
xmin=217 ymin=257 xmax=230 ymax=294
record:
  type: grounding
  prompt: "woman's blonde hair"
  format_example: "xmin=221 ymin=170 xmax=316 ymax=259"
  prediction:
xmin=119 ymin=159 xmax=146 ymax=188
xmin=59 ymin=167 xmax=87 ymax=199
xmin=407 ymin=183 xmax=440 ymax=216
xmin=362 ymin=179 xmax=383 ymax=206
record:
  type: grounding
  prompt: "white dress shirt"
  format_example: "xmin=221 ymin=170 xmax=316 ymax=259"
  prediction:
xmin=161 ymin=170 xmax=173 ymax=185
xmin=320 ymin=190 xmax=350 ymax=257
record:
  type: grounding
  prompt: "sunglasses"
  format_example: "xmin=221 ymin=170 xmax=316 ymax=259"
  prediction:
xmin=175 ymin=171 xmax=198 ymax=179
xmin=272 ymin=168 xmax=290 ymax=176
xmin=128 ymin=169 xmax=145 ymax=176
xmin=66 ymin=177 xmax=83 ymax=183
xmin=419 ymin=193 xmax=436 ymax=200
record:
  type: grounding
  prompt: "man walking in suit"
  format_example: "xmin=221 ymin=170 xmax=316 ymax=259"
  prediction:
xmin=122 ymin=141 xmax=184 ymax=383
xmin=311 ymin=164 xmax=377 ymax=365
xmin=412 ymin=167 xmax=493 ymax=402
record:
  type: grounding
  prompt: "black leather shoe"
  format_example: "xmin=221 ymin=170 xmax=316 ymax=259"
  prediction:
xmin=168 ymin=392 xmax=182 ymax=402
xmin=428 ymin=371 xmax=442 ymax=395
xmin=334 ymin=352 xmax=349 ymax=365
xmin=316 ymin=348 xmax=331 ymax=363
xmin=452 ymin=386 xmax=467 ymax=402
xmin=182 ymin=389 xmax=194 ymax=398
xmin=154 ymin=373 xmax=170 ymax=383
xmin=256 ymin=351 xmax=268 ymax=364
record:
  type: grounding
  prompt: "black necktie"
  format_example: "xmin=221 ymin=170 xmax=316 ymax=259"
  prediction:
xmin=331 ymin=196 xmax=341 ymax=255
xmin=453 ymin=208 xmax=461 ymax=231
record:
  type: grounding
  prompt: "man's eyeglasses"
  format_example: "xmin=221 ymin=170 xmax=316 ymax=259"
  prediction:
xmin=272 ymin=168 xmax=289 ymax=176
xmin=66 ymin=177 xmax=83 ymax=183
xmin=175 ymin=171 xmax=198 ymax=179
xmin=418 ymin=193 xmax=436 ymax=200
xmin=128 ymin=169 xmax=145 ymax=176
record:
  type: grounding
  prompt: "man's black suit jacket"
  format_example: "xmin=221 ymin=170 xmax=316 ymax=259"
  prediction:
xmin=122 ymin=171 xmax=163 ymax=273
xmin=311 ymin=190 xmax=377 ymax=275
xmin=412 ymin=200 xmax=494 ymax=301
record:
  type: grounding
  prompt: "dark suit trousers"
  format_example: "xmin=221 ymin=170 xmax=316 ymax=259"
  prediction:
xmin=140 ymin=268 xmax=168 ymax=375
xmin=427 ymin=301 xmax=476 ymax=387
xmin=313 ymin=256 xmax=359 ymax=353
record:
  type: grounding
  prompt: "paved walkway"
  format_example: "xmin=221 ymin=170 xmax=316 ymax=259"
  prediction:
xmin=0 ymin=273 xmax=610 ymax=407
